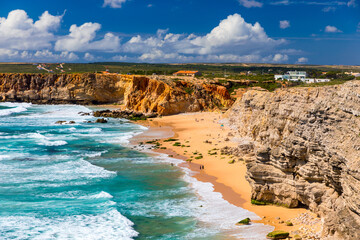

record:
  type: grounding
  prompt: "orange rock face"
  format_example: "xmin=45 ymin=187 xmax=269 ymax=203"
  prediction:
xmin=0 ymin=73 xmax=234 ymax=115
xmin=125 ymin=76 xmax=234 ymax=115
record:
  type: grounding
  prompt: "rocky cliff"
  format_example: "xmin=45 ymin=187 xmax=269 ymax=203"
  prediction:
xmin=0 ymin=73 xmax=233 ymax=115
xmin=226 ymin=81 xmax=360 ymax=240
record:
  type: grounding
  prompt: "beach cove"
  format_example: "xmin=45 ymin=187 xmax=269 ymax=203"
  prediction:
xmin=133 ymin=111 xmax=323 ymax=239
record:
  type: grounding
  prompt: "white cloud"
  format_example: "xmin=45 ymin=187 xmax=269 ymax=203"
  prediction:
xmin=190 ymin=14 xmax=283 ymax=55
xmin=84 ymin=53 xmax=96 ymax=61
xmin=322 ymin=6 xmax=336 ymax=11
xmin=0 ymin=10 xmax=295 ymax=63
xmin=0 ymin=10 xmax=62 ymax=50
xmin=347 ymin=0 xmax=357 ymax=7
xmin=270 ymin=0 xmax=359 ymax=8
xmin=103 ymin=0 xmax=128 ymax=8
xmin=120 ymin=14 xmax=285 ymax=62
xmin=55 ymin=22 xmax=120 ymax=52
xmin=34 ymin=50 xmax=79 ymax=61
xmin=0 ymin=49 xmax=20 ymax=58
xmin=238 ymin=0 xmax=263 ymax=7
xmin=325 ymin=25 xmax=342 ymax=33
xmin=280 ymin=20 xmax=290 ymax=29
xmin=112 ymin=55 xmax=129 ymax=61
xmin=297 ymin=57 xmax=308 ymax=63
xmin=120 ymin=14 xmax=288 ymax=62
xmin=263 ymin=54 xmax=289 ymax=62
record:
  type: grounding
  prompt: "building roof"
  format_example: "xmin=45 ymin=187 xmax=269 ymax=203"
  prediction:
xmin=174 ymin=70 xmax=199 ymax=74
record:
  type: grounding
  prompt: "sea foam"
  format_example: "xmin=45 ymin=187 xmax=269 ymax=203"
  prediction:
xmin=0 ymin=209 xmax=138 ymax=240
xmin=0 ymin=102 xmax=31 ymax=116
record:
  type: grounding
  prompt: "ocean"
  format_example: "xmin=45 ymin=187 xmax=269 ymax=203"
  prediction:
xmin=0 ymin=103 xmax=273 ymax=240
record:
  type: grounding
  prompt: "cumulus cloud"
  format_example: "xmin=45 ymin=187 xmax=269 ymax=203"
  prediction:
xmin=297 ymin=57 xmax=308 ymax=63
xmin=280 ymin=20 xmax=290 ymax=29
xmin=238 ymin=0 xmax=263 ymax=8
xmin=120 ymin=14 xmax=285 ymax=62
xmin=112 ymin=55 xmax=129 ymax=61
xmin=34 ymin=50 xmax=79 ymax=61
xmin=0 ymin=49 xmax=20 ymax=59
xmin=325 ymin=25 xmax=342 ymax=33
xmin=0 ymin=10 xmax=294 ymax=63
xmin=55 ymin=22 xmax=120 ymax=52
xmin=103 ymin=0 xmax=128 ymax=8
xmin=0 ymin=10 xmax=62 ymax=50
xmin=84 ymin=53 xmax=96 ymax=61
xmin=263 ymin=54 xmax=289 ymax=63
xmin=189 ymin=14 xmax=283 ymax=55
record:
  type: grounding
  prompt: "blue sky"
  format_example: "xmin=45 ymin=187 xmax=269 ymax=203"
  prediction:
xmin=0 ymin=0 xmax=359 ymax=64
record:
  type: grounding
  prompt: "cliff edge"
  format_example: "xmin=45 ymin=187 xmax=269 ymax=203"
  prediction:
xmin=226 ymin=81 xmax=360 ymax=239
xmin=0 ymin=73 xmax=233 ymax=115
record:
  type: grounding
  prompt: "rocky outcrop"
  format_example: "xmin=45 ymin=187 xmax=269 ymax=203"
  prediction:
xmin=0 ymin=73 xmax=233 ymax=115
xmin=93 ymin=109 xmax=157 ymax=120
xmin=0 ymin=73 xmax=127 ymax=104
xmin=226 ymin=81 xmax=360 ymax=239
xmin=125 ymin=78 xmax=234 ymax=115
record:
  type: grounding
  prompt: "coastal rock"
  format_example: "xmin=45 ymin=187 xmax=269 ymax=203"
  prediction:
xmin=95 ymin=118 xmax=108 ymax=123
xmin=125 ymin=77 xmax=234 ymax=115
xmin=226 ymin=81 xmax=360 ymax=240
xmin=0 ymin=73 xmax=234 ymax=116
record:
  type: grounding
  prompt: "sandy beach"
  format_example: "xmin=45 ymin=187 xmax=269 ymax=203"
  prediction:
xmin=132 ymin=111 xmax=322 ymax=238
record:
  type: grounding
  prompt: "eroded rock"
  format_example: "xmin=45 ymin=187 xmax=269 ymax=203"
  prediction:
xmin=226 ymin=81 xmax=360 ymax=240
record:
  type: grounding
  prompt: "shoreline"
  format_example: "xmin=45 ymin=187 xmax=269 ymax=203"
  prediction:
xmin=130 ymin=112 xmax=322 ymax=239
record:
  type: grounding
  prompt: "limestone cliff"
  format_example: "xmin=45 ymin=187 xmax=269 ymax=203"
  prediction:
xmin=0 ymin=73 xmax=126 ymax=104
xmin=0 ymin=73 xmax=233 ymax=115
xmin=126 ymin=77 xmax=233 ymax=115
xmin=226 ymin=81 xmax=360 ymax=239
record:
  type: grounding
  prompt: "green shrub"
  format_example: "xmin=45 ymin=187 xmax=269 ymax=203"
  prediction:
xmin=164 ymin=138 xmax=178 ymax=142
xmin=266 ymin=231 xmax=289 ymax=239
xmin=294 ymin=234 xmax=302 ymax=240
xmin=285 ymin=221 xmax=293 ymax=226
xmin=129 ymin=116 xmax=147 ymax=121
xmin=173 ymin=142 xmax=181 ymax=147
xmin=195 ymin=156 xmax=203 ymax=160
xmin=228 ymin=160 xmax=235 ymax=164
xmin=236 ymin=218 xmax=251 ymax=225
xmin=251 ymin=199 xmax=267 ymax=205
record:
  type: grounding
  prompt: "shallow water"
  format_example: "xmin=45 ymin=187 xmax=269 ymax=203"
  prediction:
xmin=0 ymin=103 xmax=272 ymax=240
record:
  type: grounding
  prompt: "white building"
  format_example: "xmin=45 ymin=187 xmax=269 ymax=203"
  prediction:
xmin=303 ymin=78 xmax=331 ymax=84
xmin=275 ymin=71 xmax=330 ymax=84
xmin=275 ymin=71 xmax=307 ymax=81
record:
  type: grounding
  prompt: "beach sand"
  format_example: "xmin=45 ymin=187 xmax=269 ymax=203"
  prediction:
xmin=132 ymin=111 xmax=322 ymax=238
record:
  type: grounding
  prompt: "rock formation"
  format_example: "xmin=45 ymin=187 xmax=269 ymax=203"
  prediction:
xmin=0 ymin=73 xmax=233 ymax=115
xmin=226 ymin=81 xmax=360 ymax=239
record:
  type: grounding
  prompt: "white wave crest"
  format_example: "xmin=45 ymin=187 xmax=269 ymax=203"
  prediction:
xmin=80 ymin=191 xmax=114 ymax=199
xmin=0 ymin=209 xmax=138 ymax=240
xmin=27 ymin=133 xmax=68 ymax=146
xmin=0 ymin=102 xmax=31 ymax=116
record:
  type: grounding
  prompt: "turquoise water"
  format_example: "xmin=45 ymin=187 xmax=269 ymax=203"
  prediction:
xmin=0 ymin=103 xmax=273 ymax=240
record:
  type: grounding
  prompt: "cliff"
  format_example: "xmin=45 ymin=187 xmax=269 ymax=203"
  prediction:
xmin=0 ymin=73 xmax=233 ymax=115
xmin=226 ymin=81 xmax=360 ymax=239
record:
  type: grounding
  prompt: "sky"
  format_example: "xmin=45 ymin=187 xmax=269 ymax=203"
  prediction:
xmin=0 ymin=0 xmax=359 ymax=65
